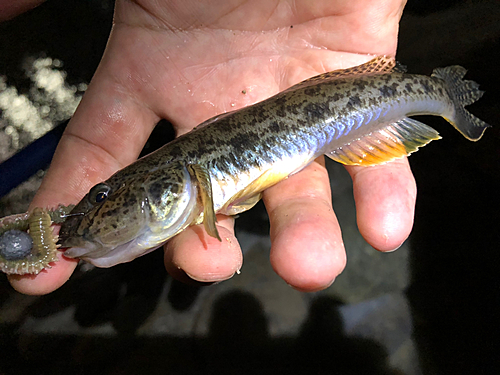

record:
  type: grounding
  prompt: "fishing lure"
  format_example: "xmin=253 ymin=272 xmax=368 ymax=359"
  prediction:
xmin=0 ymin=205 xmax=74 ymax=274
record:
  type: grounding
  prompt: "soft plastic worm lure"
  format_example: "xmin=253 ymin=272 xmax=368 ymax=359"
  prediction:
xmin=0 ymin=205 xmax=74 ymax=275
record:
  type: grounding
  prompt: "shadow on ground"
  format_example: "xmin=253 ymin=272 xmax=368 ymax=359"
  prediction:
xmin=1 ymin=291 xmax=402 ymax=375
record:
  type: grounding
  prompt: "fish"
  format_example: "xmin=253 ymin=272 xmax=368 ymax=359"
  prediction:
xmin=58 ymin=56 xmax=490 ymax=268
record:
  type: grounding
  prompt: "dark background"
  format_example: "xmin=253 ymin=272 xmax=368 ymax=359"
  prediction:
xmin=0 ymin=0 xmax=499 ymax=374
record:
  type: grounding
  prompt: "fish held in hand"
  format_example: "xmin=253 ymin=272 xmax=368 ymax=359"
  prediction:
xmin=4 ymin=56 xmax=489 ymax=273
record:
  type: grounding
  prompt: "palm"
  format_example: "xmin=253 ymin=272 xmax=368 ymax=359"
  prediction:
xmin=111 ymin=0 xmax=402 ymax=131
xmin=10 ymin=0 xmax=414 ymax=295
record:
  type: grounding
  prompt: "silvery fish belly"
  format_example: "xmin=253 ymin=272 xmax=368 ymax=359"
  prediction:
xmin=58 ymin=56 xmax=490 ymax=268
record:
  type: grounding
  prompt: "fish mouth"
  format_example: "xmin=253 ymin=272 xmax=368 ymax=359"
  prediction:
xmin=58 ymin=212 xmax=85 ymax=248
xmin=59 ymin=226 xmax=106 ymax=260
xmin=58 ymin=207 xmax=154 ymax=266
xmin=63 ymin=235 xmax=161 ymax=268
xmin=63 ymin=242 xmax=103 ymax=259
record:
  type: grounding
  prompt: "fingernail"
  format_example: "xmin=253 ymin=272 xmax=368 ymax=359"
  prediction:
xmin=385 ymin=241 xmax=404 ymax=253
xmin=184 ymin=271 xmax=235 ymax=283
xmin=290 ymin=277 xmax=336 ymax=292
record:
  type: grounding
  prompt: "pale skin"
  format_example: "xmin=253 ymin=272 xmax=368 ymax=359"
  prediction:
xmin=5 ymin=0 xmax=415 ymax=295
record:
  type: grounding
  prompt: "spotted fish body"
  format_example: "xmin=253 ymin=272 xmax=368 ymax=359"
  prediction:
xmin=58 ymin=56 xmax=490 ymax=268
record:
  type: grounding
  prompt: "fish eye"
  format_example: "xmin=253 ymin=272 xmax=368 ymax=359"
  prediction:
xmin=89 ymin=183 xmax=111 ymax=204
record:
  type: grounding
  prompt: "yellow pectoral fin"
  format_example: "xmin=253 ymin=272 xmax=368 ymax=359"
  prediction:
xmin=327 ymin=117 xmax=441 ymax=166
xmin=225 ymin=193 xmax=262 ymax=216
xmin=223 ymin=168 xmax=290 ymax=214
xmin=188 ymin=164 xmax=221 ymax=241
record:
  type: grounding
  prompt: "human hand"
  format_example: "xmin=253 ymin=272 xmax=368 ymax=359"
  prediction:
xmin=8 ymin=0 xmax=413 ymax=295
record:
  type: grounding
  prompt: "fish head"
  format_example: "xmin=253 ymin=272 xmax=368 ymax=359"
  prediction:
xmin=59 ymin=162 xmax=200 ymax=267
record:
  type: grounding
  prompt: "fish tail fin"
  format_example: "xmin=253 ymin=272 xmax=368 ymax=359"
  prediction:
xmin=432 ymin=66 xmax=490 ymax=141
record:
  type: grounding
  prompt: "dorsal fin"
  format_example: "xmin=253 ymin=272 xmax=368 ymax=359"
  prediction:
xmin=286 ymin=56 xmax=404 ymax=92
xmin=327 ymin=118 xmax=441 ymax=166
xmin=393 ymin=61 xmax=407 ymax=73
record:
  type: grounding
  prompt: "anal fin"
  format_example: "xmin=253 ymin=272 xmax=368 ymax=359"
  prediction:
xmin=327 ymin=118 xmax=441 ymax=166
